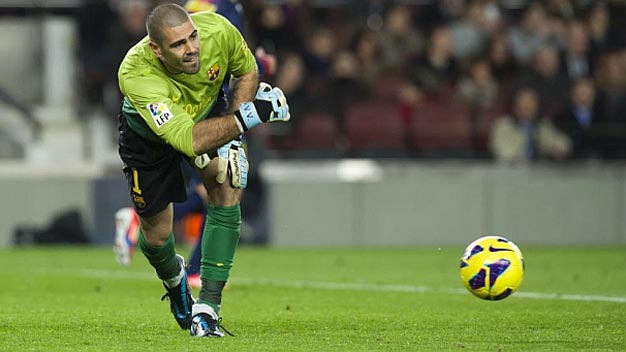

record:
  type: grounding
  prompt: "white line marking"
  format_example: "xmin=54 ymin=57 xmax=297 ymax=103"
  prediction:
xmin=29 ymin=267 xmax=626 ymax=304
xmin=233 ymin=278 xmax=626 ymax=304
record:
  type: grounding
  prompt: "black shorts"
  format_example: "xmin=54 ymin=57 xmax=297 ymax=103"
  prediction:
xmin=117 ymin=90 xmax=229 ymax=217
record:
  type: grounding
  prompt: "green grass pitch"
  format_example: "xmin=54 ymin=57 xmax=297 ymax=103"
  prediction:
xmin=1 ymin=245 xmax=625 ymax=351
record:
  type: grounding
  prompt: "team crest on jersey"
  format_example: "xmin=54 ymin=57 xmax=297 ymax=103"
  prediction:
xmin=146 ymin=103 xmax=173 ymax=128
xmin=207 ymin=63 xmax=220 ymax=81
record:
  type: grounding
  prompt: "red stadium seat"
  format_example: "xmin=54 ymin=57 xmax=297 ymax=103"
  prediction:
xmin=374 ymin=77 xmax=405 ymax=102
xmin=293 ymin=112 xmax=340 ymax=149
xmin=344 ymin=101 xmax=407 ymax=157
xmin=289 ymin=112 xmax=343 ymax=158
xmin=410 ymin=101 xmax=473 ymax=157
xmin=474 ymin=106 xmax=504 ymax=153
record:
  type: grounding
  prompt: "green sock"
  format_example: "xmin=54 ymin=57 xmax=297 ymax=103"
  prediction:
xmin=138 ymin=230 xmax=180 ymax=281
xmin=199 ymin=280 xmax=226 ymax=312
xmin=198 ymin=204 xmax=241 ymax=312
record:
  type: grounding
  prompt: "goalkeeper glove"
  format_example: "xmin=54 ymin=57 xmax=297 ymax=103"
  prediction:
xmin=217 ymin=139 xmax=248 ymax=189
xmin=233 ymin=82 xmax=290 ymax=132
xmin=193 ymin=139 xmax=248 ymax=189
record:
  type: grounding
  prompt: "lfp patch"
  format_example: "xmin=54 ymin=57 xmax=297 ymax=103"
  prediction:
xmin=146 ymin=103 xmax=173 ymax=128
xmin=207 ymin=63 xmax=220 ymax=81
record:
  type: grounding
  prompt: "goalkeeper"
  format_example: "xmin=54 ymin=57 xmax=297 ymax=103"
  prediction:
xmin=117 ymin=3 xmax=289 ymax=337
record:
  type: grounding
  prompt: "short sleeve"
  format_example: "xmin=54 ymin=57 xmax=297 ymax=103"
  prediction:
xmin=222 ymin=19 xmax=256 ymax=76
xmin=123 ymin=76 xmax=197 ymax=157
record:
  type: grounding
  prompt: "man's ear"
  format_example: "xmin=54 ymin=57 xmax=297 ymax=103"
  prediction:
xmin=149 ymin=40 xmax=161 ymax=58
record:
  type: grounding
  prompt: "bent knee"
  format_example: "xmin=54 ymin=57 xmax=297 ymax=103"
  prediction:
xmin=208 ymin=182 xmax=241 ymax=206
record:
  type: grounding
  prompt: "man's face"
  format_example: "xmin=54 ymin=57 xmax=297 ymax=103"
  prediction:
xmin=514 ymin=89 xmax=539 ymax=121
xmin=151 ymin=19 xmax=200 ymax=74
xmin=572 ymin=80 xmax=595 ymax=107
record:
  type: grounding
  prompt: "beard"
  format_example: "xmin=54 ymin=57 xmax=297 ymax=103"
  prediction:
xmin=181 ymin=60 xmax=200 ymax=74
xmin=180 ymin=51 xmax=200 ymax=74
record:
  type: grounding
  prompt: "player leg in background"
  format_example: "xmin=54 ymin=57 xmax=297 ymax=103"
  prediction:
xmin=174 ymin=177 xmax=208 ymax=289
xmin=113 ymin=207 xmax=139 ymax=266
xmin=186 ymin=225 xmax=204 ymax=289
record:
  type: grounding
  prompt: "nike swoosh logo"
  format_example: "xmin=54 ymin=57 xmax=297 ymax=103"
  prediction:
xmin=489 ymin=246 xmax=514 ymax=253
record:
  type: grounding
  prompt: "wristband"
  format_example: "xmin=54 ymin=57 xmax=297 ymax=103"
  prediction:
xmin=233 ymin=102 xmax=263 ymax=132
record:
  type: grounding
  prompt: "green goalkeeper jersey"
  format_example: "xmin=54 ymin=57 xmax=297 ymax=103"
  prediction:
xmin=118 ymin=11 xmax=256 ymax=157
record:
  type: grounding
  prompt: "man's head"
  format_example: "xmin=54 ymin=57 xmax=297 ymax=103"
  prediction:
xmin=513 ymin=87 xmax=540 ymax=121
xmin=571 ymin=78 xmax=595 ymax=108
xmin=146 ymin=3 xmax=200 ymax=74
xmin=533 ymin=45 xmax=560 ymax=78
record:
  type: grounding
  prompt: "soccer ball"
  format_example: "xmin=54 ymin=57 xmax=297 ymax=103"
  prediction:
xmin=459 ymin=236 xmax=525 ymax=301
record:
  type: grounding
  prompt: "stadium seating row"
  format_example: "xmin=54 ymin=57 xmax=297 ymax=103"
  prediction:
xmin=267 ymin=100 xmax=504 ymax=159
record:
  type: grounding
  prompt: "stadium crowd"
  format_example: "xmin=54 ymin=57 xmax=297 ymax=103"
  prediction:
xmin=77 ymin=0 xmax=626 ymax=163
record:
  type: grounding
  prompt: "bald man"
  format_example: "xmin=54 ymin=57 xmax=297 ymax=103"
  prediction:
xmin=117 ymin=3 xmax=289 ymax=337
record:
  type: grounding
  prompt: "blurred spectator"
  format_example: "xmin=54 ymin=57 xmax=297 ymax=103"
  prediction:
xmin=274 ymin=51 xmax=307 ymax=122
xmin=417 ymin=0 xmax=466 ymax=30
xmin=438 ymin=0 xmax=466 ymax=22
xmin=450 ymin=0 xmax=491 ymax=62
xmin=586 ymin=3 xmax=611 ymax=58
xmin=513 ymin=45 xmax=570 ymax=117
xmin=299 ymin=24 xmax=337 ymax=117
xmin=606 ymin=2 xmax=626 ymax=48
xmin=487 ymin=33 xmax=519 ymax=85
xmin=482 ymin=0 xmax=504 ymax=34
xmin=301 ymin=26 xmax=336 ymax=79
xmin=185 ymin=0 xmax=217 ymax=13
xmin=545 ymin=0 xmax=576 ymax=20
xmin=561 ymin=19 xmax=593 ymax=80
xmin=349 ymin=27 xmax=383 ymax=86
xmin=77 ymin=0 xmax=118 ymax=108
xmin=508 ymin=3 xmax=550 ymax=65
xmin=250 ymin=3 xmax=302 ymax=56
xmin=490 ymin=87 xmax=571 ymax=164
xmin=186 ymin=0 xmax=242 ymax=29
xmin=378 ymin=5 xmax=423 ymax=73
xmin=456 ymin=58 xmax=500 ymax=111
xmin=323 ymin=50 xmax=371 ymax=131
xmin=594 ymin=50 xmax=626 ymax=158
xmin=554 ymin=77 xmax=604 ymax=159
xmin=408 ymin=25 xmax=458 ymax=99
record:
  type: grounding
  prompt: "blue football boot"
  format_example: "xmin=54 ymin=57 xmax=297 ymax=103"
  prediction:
xmin=160 ymin=255 xmax=194 ymax=329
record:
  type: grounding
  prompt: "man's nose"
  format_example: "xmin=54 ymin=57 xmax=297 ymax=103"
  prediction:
xmin=184 ymin=42 xmax=194 ymax=54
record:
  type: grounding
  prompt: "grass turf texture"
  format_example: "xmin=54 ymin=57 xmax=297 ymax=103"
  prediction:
xmin=0 ymin=246 xmax=624 ymax=351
